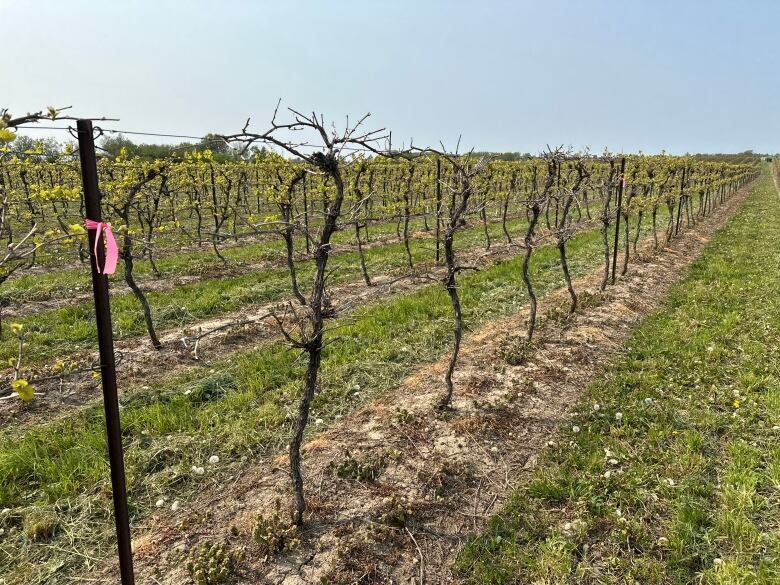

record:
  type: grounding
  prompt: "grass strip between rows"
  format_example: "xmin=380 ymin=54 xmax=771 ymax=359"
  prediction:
xmin=3 ymin=215 xmax=433 ymax=302
xmin=457 ymin=173 xmax=780 ymax=584
xmin=0 ymin=216 xmax=527 ymax=364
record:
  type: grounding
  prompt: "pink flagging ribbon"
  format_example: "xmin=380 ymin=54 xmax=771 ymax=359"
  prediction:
xmin=85 ymin=219 xmax=118 ymax=275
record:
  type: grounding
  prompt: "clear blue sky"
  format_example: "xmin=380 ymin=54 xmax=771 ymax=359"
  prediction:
xmin=4 ymin=0 xmax=779 ymax=154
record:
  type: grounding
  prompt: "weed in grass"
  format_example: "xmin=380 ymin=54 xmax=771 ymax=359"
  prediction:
xmin=253 ymin=499 xmax=300 ymax=558
xmin=391 ymin=407 xmax=416 ymax=426
xmin=498 ymin=333 xmax=534 ymax=365
xmin=542 ymin=300 xmax=577 ymax=326
xmin=22 ymin=507 xmax=58 ymax=542
xmin=186 ymin=541 xmax=245 ymax=585
xmin=332 ymin=448 xmax=390 ymax=482
xmin=419 ymin=461 xmax=471 ymax=501
xmin=189 ymin=373 xmax=236 ymax=405
xmin=320 ymin=529 xmax=384 ymax=585
xmin=377 ymin=494 xmax=414 ymax=529
xmin=541 ymin=289 xmax=605 ymax=326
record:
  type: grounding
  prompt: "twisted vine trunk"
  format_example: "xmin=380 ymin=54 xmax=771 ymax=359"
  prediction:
xmin=556 ymin=183 xmax=579 ymax=313
xmin=140 ymin=178 xmax=165 ymax=278
xmin=281 ymin=203 xmax=305 ymax=305
xmin=522 ymin=202 xmax=541 ymax=340
xmin=440 ymin=230 xmax=461 ymax=410
xmin=481 ymin=200 xmax=491 ymax=250
xmin=556 ymin=162 xmax=586 ymax=313
xmin=355 ymin=221 xmax=371 ymax=287
xmin=280 ymin=172 xmax=306 ymax=305
xmin=121 ymin=228 xmax=162 ymax=350
xmin=302 ymin=177 xmax=311 ymax=255
xmin=403 ymin=167 xmax=414 ymax=269
xmin=353 ymin=164 xmax=372 ymax=287
xmin=621 ymin=209 xmax=630 ymax=276
xmin=665 ymin=199 xmax=675 ymax=243
xmin=502 ymin=191 xmax=513 ymax=244
xmin=633 ymin=211 xmax=643 ymax=253
xmin=558 ymin=240 xmax=576 ymax=313
xmin=209 ymin=167 xmax=227 ymax=265
xmin=290 ymin=165 xmax=344 ymax=526
xmin=434 ymin=158 xmax=442 ymax=263
xmin=674 ymin=169 xmax=687 ymax=237
xmin=438 ymin=162 xmax=478 ymax=410
xmin=651 ymin=207 xmax=658 ymax=249
xmin=599 ymin=181 xmax=614 ymax=292
xmin=114 ymin=173 xmax=163 ymax=349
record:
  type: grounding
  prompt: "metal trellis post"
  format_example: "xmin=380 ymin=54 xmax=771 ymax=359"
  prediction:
xmin=611 ymin=157 xmax=626 ymax=284
xmin=76 ymin=119 xmax=135 ymax=585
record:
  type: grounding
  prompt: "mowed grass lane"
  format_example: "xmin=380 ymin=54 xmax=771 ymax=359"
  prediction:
xmin=457 ymin=174 xmax=780 ymax=583
xmin=0 ymin=216 xmax=527 ymax=365
xmin=3 ymin=215 xmax=440 ymax=302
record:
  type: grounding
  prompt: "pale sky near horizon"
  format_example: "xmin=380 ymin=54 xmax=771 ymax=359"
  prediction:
xmin=4 ymin=0 xmax=779 ymax=154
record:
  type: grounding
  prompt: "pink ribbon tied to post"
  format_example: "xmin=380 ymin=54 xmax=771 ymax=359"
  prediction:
xmin=85 ymin=219 xmax=119 ymax=275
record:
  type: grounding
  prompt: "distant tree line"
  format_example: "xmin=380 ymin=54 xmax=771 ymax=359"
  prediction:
xmin=98 ymin=133 xmax=268 ymax=161
xmin=3 ymin=132 xmax=271 ymax=162
xmin=4 ymin=132 xmax=775 ymax=165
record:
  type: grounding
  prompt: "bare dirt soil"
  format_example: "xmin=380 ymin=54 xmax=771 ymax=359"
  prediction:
xmin=89 ymin=183 xmax=753 ymax=585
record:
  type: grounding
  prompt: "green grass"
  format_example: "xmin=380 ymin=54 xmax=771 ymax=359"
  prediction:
xmin=0 ymin=216 xmax=527 ymax=365
xmin=457 ymin=172 xmax=780 ymax=584
xmin=0 ymin=210 xmax=618 ymax=584
xmin=1 ymin=215 xmax=438 ymax=302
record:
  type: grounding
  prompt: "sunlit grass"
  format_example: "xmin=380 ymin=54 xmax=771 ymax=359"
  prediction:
xmin=457 ymin=172 xmax=780 ymax=584
xmin=0 ymin=216 xmax=527 ymax=364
